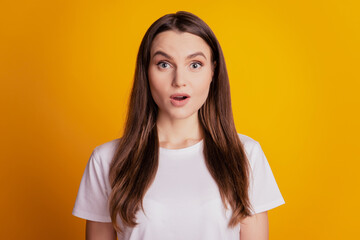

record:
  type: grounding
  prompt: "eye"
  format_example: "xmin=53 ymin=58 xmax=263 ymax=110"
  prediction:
xmin=190 ymin=62 xmax=203 ymax=69
xmin=156 ymin=61 xmax=171 ymax=69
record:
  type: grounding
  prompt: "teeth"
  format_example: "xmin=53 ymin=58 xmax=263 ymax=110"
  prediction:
xmin=174 ymin=96 xmax=187 ymax=100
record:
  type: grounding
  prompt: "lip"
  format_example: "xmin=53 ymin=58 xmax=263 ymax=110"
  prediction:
xmin=170 ymin=93 xmax=190 ymax=107
xmin=170 ymin=93 xmax=190 ymax=98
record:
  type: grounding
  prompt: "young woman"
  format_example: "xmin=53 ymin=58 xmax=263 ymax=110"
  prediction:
xmin=73 ymin=11 xmax=285 ymax=240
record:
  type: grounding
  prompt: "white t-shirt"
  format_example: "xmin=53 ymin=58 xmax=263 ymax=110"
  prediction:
xmin=72 ymin=133 xmax=285 ymax=239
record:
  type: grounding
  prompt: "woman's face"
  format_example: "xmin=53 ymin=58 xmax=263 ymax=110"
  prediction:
xmin=148 ymin=30 xmax=215 ymax=121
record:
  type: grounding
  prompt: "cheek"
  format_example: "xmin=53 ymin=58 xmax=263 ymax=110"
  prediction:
xmin=194 ymin=73 xmax=213 ymax=100
xmin=149 ymin=81 xmax=161 ymax=102
xmin=148 ymin=72 xmax=168 ymax=105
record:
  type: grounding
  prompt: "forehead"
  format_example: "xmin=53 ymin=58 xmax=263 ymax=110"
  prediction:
xmin=150 ymin=30 xmax=212 ymax=59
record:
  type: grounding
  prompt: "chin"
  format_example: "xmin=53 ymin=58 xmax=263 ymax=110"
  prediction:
xmin=167 ymin=110 xmax=198 ymax=120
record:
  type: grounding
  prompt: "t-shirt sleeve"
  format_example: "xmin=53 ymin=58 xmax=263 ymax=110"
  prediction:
xmin=72 ymin=149 xmax=112 ymax=222
xmin=247 ymin=141 xmax=285 ymax=215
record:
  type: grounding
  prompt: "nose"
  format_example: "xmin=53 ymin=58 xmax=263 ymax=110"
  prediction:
xmin=172 ymin=67 xmax=187 ymax=87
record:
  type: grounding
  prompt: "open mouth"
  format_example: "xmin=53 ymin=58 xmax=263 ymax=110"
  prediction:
xmin=172 ymin=96 xmax=188 ymax=101
xmin=170 ymin=93 xmax=190 ymax=101
xmin=170 ymin=94 xmax=190 ymax=106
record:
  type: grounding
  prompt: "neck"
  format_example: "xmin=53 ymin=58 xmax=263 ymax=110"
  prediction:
xmin=156 ymin=112 xmax=203 ymax=149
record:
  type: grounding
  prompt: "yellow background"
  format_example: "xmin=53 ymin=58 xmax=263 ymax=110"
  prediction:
xmin=1 ymin=0 xmax=359 ymax=239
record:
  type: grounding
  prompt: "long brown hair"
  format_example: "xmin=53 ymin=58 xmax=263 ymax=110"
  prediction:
xmin=109 ymin=11 xmax=253 ymax=233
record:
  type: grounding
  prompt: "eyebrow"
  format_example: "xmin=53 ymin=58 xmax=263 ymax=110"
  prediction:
xmin=152 ymin=50 xmax=207 ymax=60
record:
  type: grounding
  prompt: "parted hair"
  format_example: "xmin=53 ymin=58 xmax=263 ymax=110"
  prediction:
xmin=109 ymin=11 xmax=253 ymax=233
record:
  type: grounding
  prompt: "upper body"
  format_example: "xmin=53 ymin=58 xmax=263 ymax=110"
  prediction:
xmin=73 ymin=133 xmax=285 ymax=240
xmin=73 ymin=11 xmax=285 ymax=240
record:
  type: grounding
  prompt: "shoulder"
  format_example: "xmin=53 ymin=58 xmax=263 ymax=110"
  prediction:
xmin=91 ymin=138 xmax=121 ymax=166
xmin=237 ymin=133 xmax=260 ymax=151
xmin=237 ymin=133 xmax=263 ymax=166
